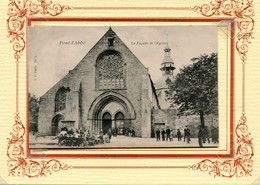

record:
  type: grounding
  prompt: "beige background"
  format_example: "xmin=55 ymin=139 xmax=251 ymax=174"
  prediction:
xmin=0 ymin=0 xmax=260 ymax=184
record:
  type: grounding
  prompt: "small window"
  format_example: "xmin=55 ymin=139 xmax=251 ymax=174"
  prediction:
xmin=108 ymin=37 xmax=115 ymax=47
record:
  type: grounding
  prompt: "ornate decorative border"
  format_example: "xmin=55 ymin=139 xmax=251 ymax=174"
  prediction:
xmin=6 ymin=0 xmax=254 ymax=178
xmin=191 ymin=0 xmax=254 ymax=63
xmin=190 ymin=0 xmax=254 ymax=177
xmin=7 ymin=0 xmax=71 ymax=177
xmin=7 ymin=0 xmax=70 ymax=62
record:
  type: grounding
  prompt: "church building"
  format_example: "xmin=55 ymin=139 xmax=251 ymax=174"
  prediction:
xmin=38 ymin=27 xmax=176 ymax=138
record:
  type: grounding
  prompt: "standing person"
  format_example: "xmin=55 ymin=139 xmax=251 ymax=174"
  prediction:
xmin=211 ymin=126 xmax=216 ymax=143
xmin=198 ymin=126 xmax=204 ymax=147
xmin=107 ymin=128 xmax=112 ymax=141
xmin=186 ymin=127 xmax=191 ymax=143
xmin=170 ymin=130 xmax=174 ymax=142
xmin=74 ymin=130 xmax=81 ymax=146
xmin=58 ymin=129 xmax=67 ymax=146
xmin=112 ymin=128 xmax=116 ymax=136
xmin=215 ymin=127 xmax=219 ymax=143
xmin=166 ymin=127 xmax=171 ymax=142
xmin=129 ymin=128 xmax=132 ymax=137
xmin=184 ymin=126 xmax=188 ymax=142
xmin=83 ymin=129 xmax=89 ymax=146
xmin=202 ymin=127 xmax=206 ymax=143
xmin=33 ymin=124 xmax=38 ymax=141
xmin=156 ymin=128 xmax=160 ymax=141
xmin=67 ymin=128 xmax=74 ymax=146
xmin=123 ymin=127 xmax=126 ymax=135
xmin=177 ymin=129 xmax=182 ymax=141
xmin=32 ymin=124 xmax=37 ymax=135
xmin=115 ymin=127 xmax=118 ymax=136
xmin=87 ymin=130 xmax=90 ymax=140
xmin=99 ymin=129 xmax=104 ymax=144
xmin=162 ymin=128 xmax=166 ymax=141
xmin=204 ymin=126 xmax=210 ymax=143
xmin=131 ymin=128 xmax=135 ymax=137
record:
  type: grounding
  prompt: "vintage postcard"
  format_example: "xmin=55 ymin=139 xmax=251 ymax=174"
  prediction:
xmin=0 ymin=0 xmax=259 ymax=184
xmin=28 ymin=26 xmax=219 ymax=149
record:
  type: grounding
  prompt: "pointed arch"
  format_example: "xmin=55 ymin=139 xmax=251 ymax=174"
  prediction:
xmin=88 ymin=91 xmax=136 ymax=120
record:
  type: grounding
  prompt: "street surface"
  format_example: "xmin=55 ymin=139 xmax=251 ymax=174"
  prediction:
xmin=29 ymin=133 xmax=218 ymax=148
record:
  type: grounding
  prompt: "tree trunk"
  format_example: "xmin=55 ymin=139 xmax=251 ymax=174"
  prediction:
xmin=199 ymin=110 xmax=205 ymax=128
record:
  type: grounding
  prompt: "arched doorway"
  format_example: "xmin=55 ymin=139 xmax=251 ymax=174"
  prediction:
xmin=102 ymin=112 xmax=112 ymax=134
xmin=115 ymin=112 xmax=125 ymax=135
xmin=88 ymin=91 xmax=136 ymax=134
xmin=51 ymin=114 xmax=64 ymax=136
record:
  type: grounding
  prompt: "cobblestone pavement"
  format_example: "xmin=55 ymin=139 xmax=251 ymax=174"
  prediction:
xmin=29 ymin=133 xmax=218 ymax=148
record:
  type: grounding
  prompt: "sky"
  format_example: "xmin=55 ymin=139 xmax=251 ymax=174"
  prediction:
xmin=28 ymin=25 xmax=218 ymax=98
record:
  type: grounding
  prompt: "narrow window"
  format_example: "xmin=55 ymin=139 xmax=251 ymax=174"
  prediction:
xmin=55 ymin=87 xmax=68 ymax=112
xmin=108 ymin=37 xmax=115 ymax=47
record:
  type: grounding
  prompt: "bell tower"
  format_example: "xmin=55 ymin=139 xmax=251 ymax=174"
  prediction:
xmin=160 ymin=45 xmax=175 ymax=79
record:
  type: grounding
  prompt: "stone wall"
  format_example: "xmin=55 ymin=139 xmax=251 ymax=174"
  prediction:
xmin=151 ymin=109 xmax=177 ymax=137
xmin=175 ymin=114 xmax=218 ymax=138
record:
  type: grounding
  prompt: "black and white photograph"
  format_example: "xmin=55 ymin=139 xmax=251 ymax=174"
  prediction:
xmin=28 ymin=25 xmax=219 ymax=148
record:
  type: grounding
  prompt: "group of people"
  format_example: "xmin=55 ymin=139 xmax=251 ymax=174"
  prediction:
xmin=211 ymin=126 xmax=219 ymax=144
xmin=155 ymin=127 xmax=174 ymax=142
xmin=57 ymin=126 xmax=112 ymax=147
xmin=198 ymin=126 xmax=219 ymax=147
xmin=155 ymin=125 xmax=219 ymax=147
xmin=155 ymin=126 xmax=191 ymax=143
xmin=176 ymin=127 xmax=191 ymax=143
xmin=183 ymin=126 xmax=191 ymax=143
xmin=118 ymin=127 xmax=135 ymax=137
xmin=112 ymin=127 xmax=135 ymax=137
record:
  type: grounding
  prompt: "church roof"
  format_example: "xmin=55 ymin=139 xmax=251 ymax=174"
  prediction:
xmin=40 ymin=27 xmax=155 ymax=98
xmin=154 ymin=76 xmax=169 ymax=90
xmin=105 ymin=26 xmax=116 ymax=37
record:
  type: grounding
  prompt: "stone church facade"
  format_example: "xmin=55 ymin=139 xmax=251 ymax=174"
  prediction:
xmin=38 ymin=27 xmax=176 ymax=138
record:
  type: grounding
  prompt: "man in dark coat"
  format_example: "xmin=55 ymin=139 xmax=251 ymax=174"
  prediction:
xmin=184 ymin=126 xmax=188 ymax=142
xmin=211 ymin=126 xmax=216 ymax=143
xmin=215 ymin=127 xmax=219 ymax=143
xmin=186 ymin=127 xmax=191 ymax=143
xmin=107 ymin=128 xmax=112 ymax=140
xmin=166 ymin=127 xmax=171 ymax=142
xmin=156 ymin=128 xmax=160 ymax=141
xmin=131 ymin=128 xmax=135 ymax=137
xmin=198 ymin=126 xmax=203 ymax=147
xmin=177 ymin=129 xmax=182 ymax=141
xmin=204 ymin=126 xmax=210 ymax=143
xmin=162 ymin=129 xmax=166 ymax=141
xmin=32 ymin=124 xmax=38 ymax=136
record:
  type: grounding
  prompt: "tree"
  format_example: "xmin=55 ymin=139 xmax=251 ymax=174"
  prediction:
xmin=166 ymin=53 xmax=218 ymax=127
xmin=29 ymin=93 xmax=39 ymax=132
